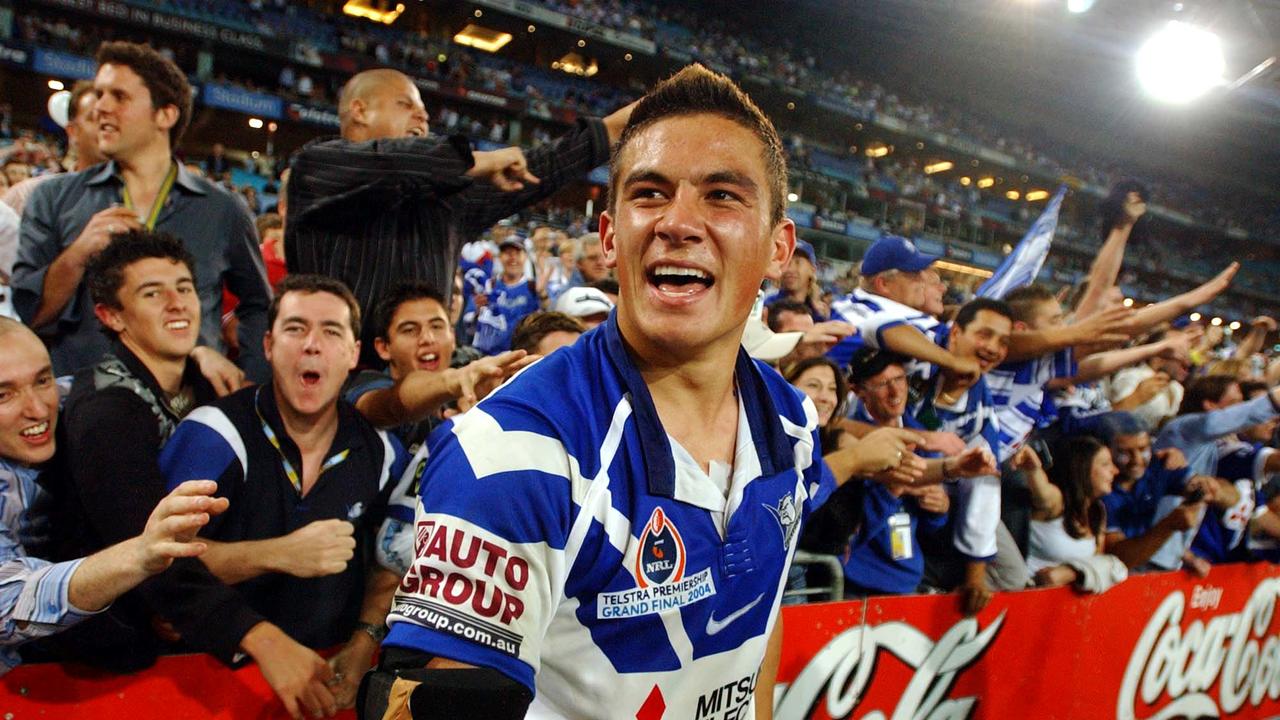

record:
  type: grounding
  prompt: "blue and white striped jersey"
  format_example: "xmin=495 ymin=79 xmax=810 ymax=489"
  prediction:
xmin=912 ymin=371 xmax=1003 ymax=563
xmin=987 ymin=348 xmax=1075 ymax=462
xmin=827 ymin=288 xmax=940 ymax=369
xmin=384 ymin=315 xmax=823 ymax=719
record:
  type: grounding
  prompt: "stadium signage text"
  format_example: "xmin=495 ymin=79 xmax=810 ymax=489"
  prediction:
xmin=1119 ymin=578 xmax=1280 ymax=720
xmin=774 ymin=613 xmax=1002 ymax=720
xmin=46 ymin=0 xmax=269 ymax=52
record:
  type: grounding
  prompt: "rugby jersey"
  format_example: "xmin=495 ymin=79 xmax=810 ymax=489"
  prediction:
xmin=1191 ymin=440 xmax=1274 ymax=563
xmin=473 ymin=277 xmax=540 ymax=355
xmin=383 ymin=313 xmax=823 ymax=719
xmin=827 ymin=288 xmax=940 ymax=369
xmin=911 ymin=362 xmax=1003 ymax=563
xmin=987 ymin=348 xmax=1075 ymax=462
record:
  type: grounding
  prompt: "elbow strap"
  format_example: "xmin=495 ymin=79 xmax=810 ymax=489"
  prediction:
xmin=359 ymin=650 xmax=533 ymax=720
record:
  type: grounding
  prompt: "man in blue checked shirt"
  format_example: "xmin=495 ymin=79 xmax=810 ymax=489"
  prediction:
xmin=0 ymin=317 xmax=225 ymax=673
xmin=365 ymin=65 xmax=914 ymax=720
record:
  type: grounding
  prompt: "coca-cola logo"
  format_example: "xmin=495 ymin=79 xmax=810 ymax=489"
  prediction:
xmin=774 ymin=612 xmax=1005 ymax=719
xmin=1119 ymin=578 xmax=1280 ymax=720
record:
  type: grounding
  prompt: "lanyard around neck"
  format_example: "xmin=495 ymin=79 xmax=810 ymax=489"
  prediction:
xmin=121 ymin=163 xmax=178 ymax=230
xmin=254 ymin=387 xmax=350 ymax=496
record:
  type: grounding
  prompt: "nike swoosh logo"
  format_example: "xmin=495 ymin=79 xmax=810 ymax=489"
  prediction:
xmin=705 ymin=593 xmax=764 ymax=636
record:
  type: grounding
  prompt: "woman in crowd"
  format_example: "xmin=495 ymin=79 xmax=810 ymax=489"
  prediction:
xmin=1016 ymin=435 xmax=1117 ymax=587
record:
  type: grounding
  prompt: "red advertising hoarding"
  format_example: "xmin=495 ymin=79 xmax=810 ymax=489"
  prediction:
xmin=3 ymin=563 xmax=1279 ymax=718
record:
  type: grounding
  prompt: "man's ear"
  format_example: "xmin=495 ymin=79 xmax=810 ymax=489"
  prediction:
xmin=154 ymin=104 xmax=179 ymax=135
xmin=373 ymin=337 xmax=393 ymax=363
xmin=1014 ymin=320 xmax=1029 ymax=332
xmin=263 ymin=331 xmax=274 ymax=363
xmin=93 ymin=303 xmax=126 ymax=335
xmin=764 ymin=219 xmax=796 ymax=282
xmin=600 ymin=211 xmax=618 ymax=269
xmin=349 ymin=340 xmax=361 ymax=371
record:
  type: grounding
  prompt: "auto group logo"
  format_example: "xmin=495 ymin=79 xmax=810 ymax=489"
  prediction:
xmin=1119 ymin=578 xmax=1280 ymax=720
xmin=636 ymin=506 xmax=686 ymax=588
xmin=773 ymin=612 xmax=1004 ymax=719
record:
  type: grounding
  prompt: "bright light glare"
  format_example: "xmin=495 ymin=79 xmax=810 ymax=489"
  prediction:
xmin=1136 ymin=22 xmax=1225 ymax=103
xmin=1067 ymin=0 xmax=1095 ymax=13
xmin=787 ymin=192 xmax=799 ymax=203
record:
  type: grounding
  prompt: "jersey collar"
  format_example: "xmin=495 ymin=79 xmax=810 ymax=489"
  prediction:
xmin=601 ymin=311 xmax=794 ymax=498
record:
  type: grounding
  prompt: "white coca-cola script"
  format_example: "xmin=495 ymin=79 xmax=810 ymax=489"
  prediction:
xmin=773 ymin=613 xmax=1005 ymax=720
xmin=1119 ymin=578 xmax=1280 ymax=720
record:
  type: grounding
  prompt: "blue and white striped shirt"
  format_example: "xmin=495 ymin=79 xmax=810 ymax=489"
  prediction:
xmin=384 ymin=314 xmax=823 ymax=719
xmin=0 ymin=459 xmax=96 ymax=674
xmin=828 ymin=288 xmax=940 ymax=369
xmin=987 ymin=348 xmax=1075 ymax=462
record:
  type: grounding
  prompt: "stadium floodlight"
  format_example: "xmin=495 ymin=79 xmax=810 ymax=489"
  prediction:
xmin=248 ymin=118 xmax=264 ymax=129
xmin=1229 ymin=321 xmax=1242 ymax=330
xmin=1190 ymin=312 xmax=1202 ymax=322
xmin=1136 ymin=21 xmax=1225 ymax=103
xmin=1067 ymin=0 xmax=1095 ymax=13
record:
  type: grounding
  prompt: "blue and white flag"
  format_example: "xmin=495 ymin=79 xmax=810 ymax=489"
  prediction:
xmin=977 ymin=185 xmax=1068 ymax=299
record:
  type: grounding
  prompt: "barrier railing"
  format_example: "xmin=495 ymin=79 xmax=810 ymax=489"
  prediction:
xmin=4 ymin=562 xmax=1279 ymax=718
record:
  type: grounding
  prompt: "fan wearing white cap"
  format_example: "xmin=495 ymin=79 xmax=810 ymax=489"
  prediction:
xmin=553 ymin=285 xmax=614 ymax=329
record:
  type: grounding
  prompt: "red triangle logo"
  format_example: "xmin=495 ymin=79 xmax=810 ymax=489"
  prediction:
xmin=635 ymin=684 xmax=666 ymax=720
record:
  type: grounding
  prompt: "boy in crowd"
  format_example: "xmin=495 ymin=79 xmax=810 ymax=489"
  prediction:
xmin=346 ymin=282 xmax=530 ymax=454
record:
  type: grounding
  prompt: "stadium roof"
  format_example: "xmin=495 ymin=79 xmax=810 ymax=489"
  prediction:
xmin=690 ymin=0 xmax=1280 ymax=199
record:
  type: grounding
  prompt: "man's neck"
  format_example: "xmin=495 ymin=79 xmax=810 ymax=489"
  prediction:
xmin=273 ymin=385 xmax=341 ymax=455
xmin=502 ymin=271 xmax=524 ymax=285
xmin=116 ymin=143 xmax=172 ymax=195
xmin=121 ymin=337 xmax=187 ymax=396
xmin=622 ymin=321 xmax=741 ymax=468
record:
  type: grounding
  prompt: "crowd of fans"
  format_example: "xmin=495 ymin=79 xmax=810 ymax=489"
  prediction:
xmin=0 ymin=15 xmax=1277 ymax=720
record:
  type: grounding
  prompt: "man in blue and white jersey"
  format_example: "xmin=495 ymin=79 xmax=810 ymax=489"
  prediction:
xmin=370 ymin=65 xmax=901 ymax=720
xmin=827 ymin=235 xmax=980 ymax=385
xmin=474 ymin=238 xmax=541 ymax=356
xmin=910 ymin=299 xmax=1009 ymax=613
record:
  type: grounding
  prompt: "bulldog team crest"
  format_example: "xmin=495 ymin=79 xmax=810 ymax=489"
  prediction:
xmin=635 ymin=507 xmax=686 ymax=588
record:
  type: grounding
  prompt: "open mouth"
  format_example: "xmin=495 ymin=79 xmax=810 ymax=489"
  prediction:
xmin=416 ymin=352 xmax=441 ymax=371
xmin=165 ymin=319 xmax=191 ymax=331
xmin=407 ymin=127 xmax=426 ymax=137
xmin=976 ymin=351 xmax=1000 ymax=369
xmin=19 ymin=421 xmax=50 ymax=444
xmin=300 ymin=370 xmax=322 ymax=388
xmin=646 ymin=264 xmax=714 ymax=298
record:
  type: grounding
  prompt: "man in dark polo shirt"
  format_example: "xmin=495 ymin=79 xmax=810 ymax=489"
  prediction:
xmin=155 ymin=275 xmax=410 ymax=718
xmin=13 ymin=41 xmax=269 ymax=380
xmin=286 ymin=67 xmax=635 ymax=359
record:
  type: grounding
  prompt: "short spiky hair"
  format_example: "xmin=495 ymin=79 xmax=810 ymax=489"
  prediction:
xmin=954 ymin=297 xmax=1014 ymax=329
xmin=372 ymin=281 xmax=447 ymax=340
xmin=86 ymin=228 xmax=196 ymax=310
xmin=608 ymin=64 xmax=788 ymax=225
xmin=68 ymin=80 xmax=96 ymax=123
xmin=95 ymin=41 xmax=193 ymax=148
xmin=269 ymin=274 xmax=362 ymax=340
xmin=1004 ymin=283 xmax=1058 ymax=324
